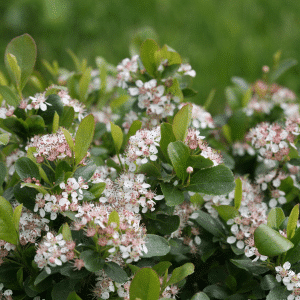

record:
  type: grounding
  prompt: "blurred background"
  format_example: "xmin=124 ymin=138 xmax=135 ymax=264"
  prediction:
xmin=0 ymin=0 xmax=300 ymax=114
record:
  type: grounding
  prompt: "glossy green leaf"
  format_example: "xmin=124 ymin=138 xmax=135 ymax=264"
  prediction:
xmin=15 ymin=157 xmax=40 ymax=180
xmin=0 ymin=196 xmax=18 ymax=245
xmin=182 ymin=88 xmax=198 ymax=98
xmin=67 ymin=291 xmax=82 ymax=300
xmin=127 ymin=120 xmax=142 ymax=140
xmin=138 ymin=163 xmax=161 ymax=178
xmin=60 ymin=106 xmax=75 ymax=128
xmin=190 ymin=193 xmax=205 ymax=206
xmin=6 ymin=53 xmax=21 ymax=88
xmin=152 ymin=261 xmax=172 ymax=277
xmin=75 ymin=114 xmax=95 ymax=165
xmin=110 ymin=122 xmax=123 ymax=154
xmin=191 ymin=292 xmax=210 ymax=300
xmin=267 ymin=207 xmax=285 ymax=230
xmin=187 ymin=155 xmax=213 ymax=170
xmin=0 ymin=85 xmax=20 ymax=107
xmin=203 ymin=285 xmax=229 ymax=300
xmin=192 ymin=210 xmax=226 ymax=237
xmin=266 ymin=286 xmax=291 ymax=300
xmin=62 ymin=223 xmax=72 ymax=241
xmin=234 ymin=178 xmax=242 ymax=209
xmin=89 ymin=182 xmax=106 ymax=198
xmin=80 ymin=250 xmax=105 ymax=272
xmin=287 ymin=204 xmax=299 ymax=240
xmin=160 ymin=183 xmax=184 ymax=206
xmin=153 ymin=214 xmax=180 ymax=235
xmin=167 ymin=141 xmax=190 ymax=181
xmin=188 ymin=165 xmax=235 ymax=195
xmin=79 ymin=67 xmax=92 ymax=101
xmin=104 ymin=262 xmax=129 ymax=283
xmin=110 ymin=94 xmax=130 ymax=110
xmin=260 ymin=274 xmax=280 ymax=291
xmin=213 ymin=205 xmax=239 ymax=222
xmin=53 ymin=111 xmax=59 ymax=133
xmin=167 ymin=263 xmax=194 ymax=286
xmin=13 ymin=183 xmax=38 ymax=211
xmin=172 ymin=103 xmax=192 ymax=141
xmin=13 ymin=204 xmax=23 ymax=234
xmin=61 ymin=128 xmax=74 ymax=152
xmin=230 ymin=259 xmax=269 ymax=275
xmin=254 ymin=224 xmax=294 ymax=256
xmin=168 ymin=78 xmax=183 ymax=101
xmin=142 ymin=234 xmax=170 ymax=258
xmin=160 ymin=122 xmax=176 ymax=162
xmin=0 ymin=133 xmax=9 ymax=145
xmin=140 ymin=39 xmax=160 ymax=77
xmin=108 ymin=210 xmax=120 ymax=228
xmin=5 ymin=34 xmax=37 ymax=89
xmin=25 ymin=115 xmax=45 ymax=136
xmin=51 ymin=278 xmax=77 ymax=300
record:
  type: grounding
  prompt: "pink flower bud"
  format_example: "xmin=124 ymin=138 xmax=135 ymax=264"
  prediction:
xmin=186 ymin=166 xmax=193 ymax=174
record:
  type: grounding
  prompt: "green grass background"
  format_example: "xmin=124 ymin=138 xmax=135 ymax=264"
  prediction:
xmin=1 ymin=0 xmax=300 ymax=114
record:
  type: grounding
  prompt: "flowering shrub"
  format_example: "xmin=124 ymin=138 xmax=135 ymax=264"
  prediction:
xmin=0 ymin=34 xmax=300 ymax=300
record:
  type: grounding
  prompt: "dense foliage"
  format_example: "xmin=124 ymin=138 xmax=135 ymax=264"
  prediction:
xmin=0 ymin=34 xmax=300 ymax=300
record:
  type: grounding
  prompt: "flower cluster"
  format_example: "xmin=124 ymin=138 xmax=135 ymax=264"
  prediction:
xmin=102 ymin=172 xmax=163 ymax=214
xmin=73 ymin=203 xmax=148 ymax=264
xmin=276 ymin=262 xmax=300 ymax=300
xmin=116 ymin=55 xmax=139 ymax=89
xmin=124 ymin=126 xmax=161 ymax=170
xmin=0 ymin=101 xmax=15 ymax=119
xmin=246 ymin=118 xmax=300 ymax=162
xmin=232 ymin=142 xmax=255 ymax=157
xmin=34 ymin=232 xmax=76 ymax=274
xmin=5 ymin=149 xmax=25 ymax=175
xmin=185 ymin=128 xmax=223 ymax=166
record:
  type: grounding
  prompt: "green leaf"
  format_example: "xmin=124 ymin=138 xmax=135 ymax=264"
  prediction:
xmin=62 ymin=223 xmax=72 ymax=241
xmin=266 ymin=286 xmax=291 ymax=300
xmin=73 ymin=163 xmax=97 ymax=181
xmin=104 ymin=262 xmax=129 ymax=283
xmin=167 ymin=141 xmax=190 ymax=181
xmin=230 ymin=259 xmax=269 ymax=275
xmin=168 ymin=78 xmax=183 ymax=101
xmin=127 ymin=120 xmax=142 ymax=140
xmin=182 ymin=88 xmax=198 ymax=98
xmin=213 ymin=205 xmax=239 ymax=222
xmin=225 ymin=87 xmax=239 ymax=109
xmin=75 ymin=114 xmax=95 ymax=165
xmin=192 ymin=210 xmax=226 ymax=237
xmin=155 ymin=45 xmax=182 ymax=65
xmin=60 ymin=106 xmax=75 ymax=129
xmin=190 ymin=193 xmax=205 ymax=206
xmin=0 ymin=133 xmax=9 ymax=145
xmin=254 ymin=224 xmax=294 ymax=256
xmin=0 ymin=85 xmax=20 ymax=107
xmin=67 ymin=291 xmax=82 ymax=300
xmin=267 ymin=207 xmax=285 ymax=230
xmin=160 ymin=183 xmax=184 ymax=206
xmin=129 ymin=268 xmax=160 ymax=300
xmin=15 ymin=157 xmax=40 ymax=180
xmin=89 ymin=182 xmax=106 ymax=198
xmin=287 ymin=204 xmax=299 ymax=240
xmin=260 ymin=275 xmax=280 ymax=291
xmin=5 ymin=34 xmax=37 ymax=89
xmin=172 ymin=104 xmax=192 ymax=141
xmin=0 ymin=162 xmax=6 ymax=186
xmin=110 ymin=94 xmax=130 ymax=110
xmin=142 ymin=234 xmax=170 ymax=258
xmin=0 ymin=196 xmax=18 ymax=244
xmin=6 ymin=53 xmax=21 ymax=88
xmin=38 ymin=94 xmax=64 ymax=125
xmin=203 ymin=285 xmax=229 ymax=300
xmin=160 ymin=123 xmax=176 ymax=162
xmin=13 ymin=184 xmax=38 ymax=211
xmin=110 ymin=122 xmax=123 ymax=154
xmin=187 ymin=155 xmax=214 ymax=170
xmin=191 ymin=292 xmax=210 ymax=300
xmin=153 ymin=214 xmax=180 ymax=235
xmin=53 ymin=111 xmax=59 ymax=133
xmin=222 ymin=124 xmax=232 ymax=143
xmin=188 ymin=165 xmax=235 ymax=195
xmin=234 ymin=178 xmax=242 ymax=209
xmin=138 ymin=163 xmax=161 ymax=178
xmin=140 ymin=39 xmax=160 ymax=77
xmin=51 ymin=278 xmax=77 ymax=300
xmin=152 ymin=261 xmax=172 ymax=276
xmin=167 ymin=263 xmax=194 ymax=286
xmin=128 ymin=264 xmax=140 ymax=275
xmin=270 ymin=58 xmax=298 ymax=82
xmin=25 ymin=115 xmax=45 ymax=136
xmin=13 ymin=204 xmax=23 ymax=234
xmin=80 ymin=250 xmax=105 ymax=272
xmin=108 ymin=210 xmax=120 ymax=228
xmin=79 ymin=67 xmax=92 ymax=101
xmin=61 ymin=127 xmax=74 ymax=152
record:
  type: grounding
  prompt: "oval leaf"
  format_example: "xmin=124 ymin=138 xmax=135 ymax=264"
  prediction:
xmin=15 ymin=157 xmax=40 ymax=180
xmin=75 ymin=114 xmax=95 ymax=165
xmin=140 ymin=39 xmax=159 ymax=77
xmin=254 ymin=224 xmax=294 ymax=256
xmin=167 ymin=263 xmax=194 ymax=286
xmin=142 ymin=234 xmax=170 ymax=258
xmin=160 ymin=183 xmax=184 ymax=206
xmin=213 ymin=205 xmax=239 ymax=222
xmin=110 ymin=122 xmax=123 ymax=154
xmin=172 ymin=103 xmax=192 ymax=141
xmin=104 ymin=262 xmax=129 ymax=284
xmin=287 ymin=204 xmax=299 ymax=240
xmin=80 ymin=250 xmax=104 ymax=272
xmin=267 ymin=207 xmax=285 ymax=230
xmin=129 ymin=268 xmax=160 ymax=300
